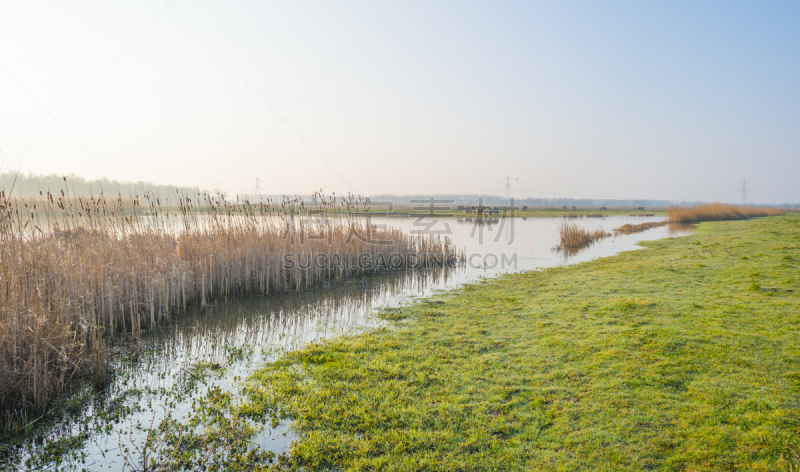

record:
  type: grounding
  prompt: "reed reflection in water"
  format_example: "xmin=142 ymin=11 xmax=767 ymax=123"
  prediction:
xmin=1 ymin=266 xmax=458 ymax=471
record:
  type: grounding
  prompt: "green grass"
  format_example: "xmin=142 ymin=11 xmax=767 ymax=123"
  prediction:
xmin=239 ymin=214 xmax=800 ymax=471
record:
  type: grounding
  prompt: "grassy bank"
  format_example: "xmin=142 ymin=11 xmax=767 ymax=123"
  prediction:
xmin=239 ymin=214 xmax=800 ymax=471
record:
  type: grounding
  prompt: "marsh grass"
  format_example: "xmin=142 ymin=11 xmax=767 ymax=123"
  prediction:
xmin=668 ymin=203 xmax=783 ymax=223
xmin=614 ymin=221 xmax=667 ymax=235
xmin=555 ymin=220 xmax=609 ymax=256
xmin=0 ymin=183 xmax=459 ymax=430
xmin=612 ymin=204 xmax=784 ymax=236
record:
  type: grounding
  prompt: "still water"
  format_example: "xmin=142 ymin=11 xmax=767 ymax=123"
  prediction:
xmin=1 ymin=216 xmax=689 ymax=471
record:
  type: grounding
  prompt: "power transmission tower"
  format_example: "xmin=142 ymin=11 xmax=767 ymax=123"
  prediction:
xmin=741 ymin=179 xmax=747 ymax=206
xmin=505 ymin=176 xmax=511 ymax=205
xmin=255 ymin=177 xmax=260 ymax=196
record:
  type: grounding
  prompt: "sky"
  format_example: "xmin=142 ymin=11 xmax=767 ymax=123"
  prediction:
xmin=1 ymin=0 xmax=798 ymax=203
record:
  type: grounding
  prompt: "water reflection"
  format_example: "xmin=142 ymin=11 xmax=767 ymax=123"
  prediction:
xmin=456 ymin=217 xmax=500 ymax=225
xmin=132 ymin=266 xmax=458 ymax=383
xmin=1 ymin=267 xmax=460 ymax=471
xmin=667 ymin=222 xmax=696 ymax=235
xmin=554 ymin=243 xmax=591 ymax=262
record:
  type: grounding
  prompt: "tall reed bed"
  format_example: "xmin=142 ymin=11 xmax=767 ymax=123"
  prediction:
xmin=615 ymin=204 xmax=784 ymax=235
xmin=0 ymin=184 xmax=460 ymax=429
xmin=668 ymin=203 xmax=783 ymax=223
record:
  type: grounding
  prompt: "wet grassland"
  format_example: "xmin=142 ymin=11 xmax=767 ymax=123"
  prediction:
xmin=233 ymin=213 xmax=800 ymax=471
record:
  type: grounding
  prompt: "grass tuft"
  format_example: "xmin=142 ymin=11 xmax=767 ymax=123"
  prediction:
xmin=555 ymin=220 xmax=609 ymax=255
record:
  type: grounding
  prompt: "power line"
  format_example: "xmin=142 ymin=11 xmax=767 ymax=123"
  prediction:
xmin=741 ymin=179 xmax=747 ymax=206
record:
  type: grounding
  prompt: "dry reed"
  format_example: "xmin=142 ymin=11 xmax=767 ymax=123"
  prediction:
xmin=668 ymin=203 xmax=783 ymax=224
xmin=615 ymin=204 xmax=784 ymax=235
xmin=614 ymin=221 xmax=667 ymax=235
xmin=0 ymin=183 xmax=460 ymax=428
xmin=554 ymin=220 xmax=610 ymax=256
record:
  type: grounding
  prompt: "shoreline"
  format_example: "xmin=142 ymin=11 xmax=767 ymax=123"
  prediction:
xmin=7 ymin=214 xmax=797 ymax=470
xmin=234 ymin=214 xmax=799 ymax=470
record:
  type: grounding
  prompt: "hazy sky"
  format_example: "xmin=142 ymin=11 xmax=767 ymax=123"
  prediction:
xmin=1 ymin=1 xmax=798 ymax=203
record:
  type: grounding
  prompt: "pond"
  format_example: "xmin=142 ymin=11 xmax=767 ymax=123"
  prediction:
xmin=1 ymin=215 xmax=689 ymax=471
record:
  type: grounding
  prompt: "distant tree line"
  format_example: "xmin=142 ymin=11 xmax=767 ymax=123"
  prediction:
xmin=4 ymin=174 xmax=796 ymax=208
xmin=0 ymin=171 xmax=205 ymax=201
